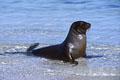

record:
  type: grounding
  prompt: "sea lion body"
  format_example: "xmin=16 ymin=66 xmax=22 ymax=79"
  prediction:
xmin=32 ymin=44 xmax=65 ymax=60
xmin=27 ymin=21 xmax=91 ymax=65
xmin=63 ymin=32 xmax=87 ymax=59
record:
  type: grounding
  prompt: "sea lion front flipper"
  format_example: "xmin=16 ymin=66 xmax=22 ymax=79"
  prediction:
xmin=68 ymin=53 xmax=78 ymax=65
xmin=26 ymin=43 xmax=39 ymax=52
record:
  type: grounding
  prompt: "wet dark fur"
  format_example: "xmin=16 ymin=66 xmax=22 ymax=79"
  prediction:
xmin=27 ymin=21 xmax=91 ymax=65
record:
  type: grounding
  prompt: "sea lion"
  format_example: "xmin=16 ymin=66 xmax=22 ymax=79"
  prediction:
xmin=27 ymin=21 xmax=91 ymax=65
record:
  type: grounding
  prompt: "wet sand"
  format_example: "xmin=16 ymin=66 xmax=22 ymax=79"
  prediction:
xmin=0 ymin=44 xmax=120 ymax=80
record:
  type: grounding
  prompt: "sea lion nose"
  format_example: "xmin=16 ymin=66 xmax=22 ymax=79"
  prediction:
xmin=84 ymin=23 xmax=91 ymax=30
xmin=86 ymin=23 xmax=91 ymax=28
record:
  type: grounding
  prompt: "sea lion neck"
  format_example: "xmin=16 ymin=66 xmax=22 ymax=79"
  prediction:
xmin=71 ymin=28 xmax=86 ymax=35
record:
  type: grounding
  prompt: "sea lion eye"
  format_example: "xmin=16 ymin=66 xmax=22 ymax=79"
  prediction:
xmin=80 ymin=22 xmax=84 ymax=26
xmin=81 ymin=22 xmax=86 ymax=27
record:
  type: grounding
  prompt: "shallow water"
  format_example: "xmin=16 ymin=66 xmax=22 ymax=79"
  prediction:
xmin=0 ymin=0 xmax=120 ymax=80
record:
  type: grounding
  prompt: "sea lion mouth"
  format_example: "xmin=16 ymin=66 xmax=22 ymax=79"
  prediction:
xmin=75 ymin=23 xmax=91 ymax=34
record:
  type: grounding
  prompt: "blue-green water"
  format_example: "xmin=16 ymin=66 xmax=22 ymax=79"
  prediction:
xmin=0 ymin=0 xmax=120 ymax=80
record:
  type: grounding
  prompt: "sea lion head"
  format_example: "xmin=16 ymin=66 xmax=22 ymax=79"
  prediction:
xmin=71 ymin=21 xmax=91 ymax=34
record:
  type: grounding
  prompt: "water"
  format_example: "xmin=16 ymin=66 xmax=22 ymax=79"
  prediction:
xmin=0 ymin=0 xmax=120 ymax=80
